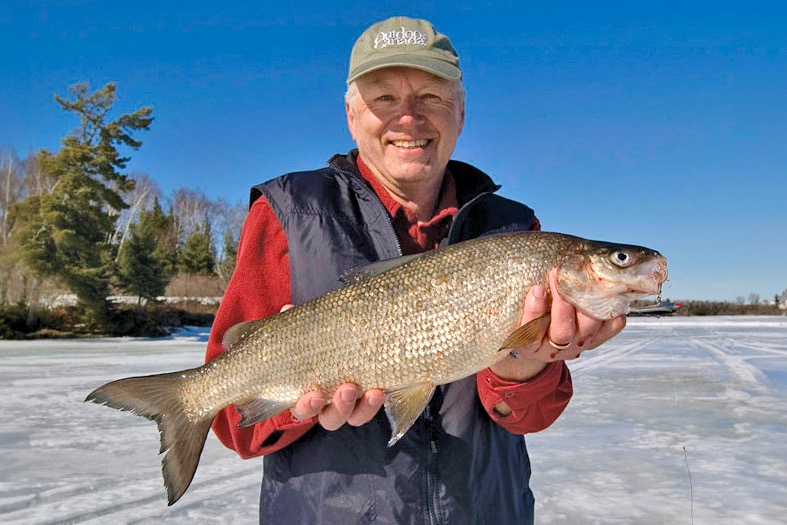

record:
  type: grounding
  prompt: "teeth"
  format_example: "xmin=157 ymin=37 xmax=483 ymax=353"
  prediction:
xmin=391 ymin=139 xmax=429 ymax=148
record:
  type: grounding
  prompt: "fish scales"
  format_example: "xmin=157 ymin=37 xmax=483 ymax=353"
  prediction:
xmin=85 ymin=231 xmax=668 ymax=505
xmin=188 ymin=233 xmax=562 ymax=416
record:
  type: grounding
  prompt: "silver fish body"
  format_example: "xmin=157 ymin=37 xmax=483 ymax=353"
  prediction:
xmin=86 ymin=231 xmax=667 ymax=505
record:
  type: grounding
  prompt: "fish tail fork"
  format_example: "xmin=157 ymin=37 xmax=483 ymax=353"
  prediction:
xmin=85 ymin=372 xmax=212 ymax=506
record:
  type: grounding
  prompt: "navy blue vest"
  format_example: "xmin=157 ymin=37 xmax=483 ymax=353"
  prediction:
xmin=252 ymin=151 xmax=537 ymax=525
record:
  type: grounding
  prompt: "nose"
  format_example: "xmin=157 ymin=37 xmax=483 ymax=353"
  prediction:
xmin=397 ymin=96 xmax=423 ymax=125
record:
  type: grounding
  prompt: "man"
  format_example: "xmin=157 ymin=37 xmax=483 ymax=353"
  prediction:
xmin=206 ymin=16 xmax=625 ymax=524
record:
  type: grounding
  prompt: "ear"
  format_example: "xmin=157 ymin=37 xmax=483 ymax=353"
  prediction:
xmin=346 ymin=99 xmax=357 ymax=141
xmin=456 ymin=93 xmax=466 ymax=136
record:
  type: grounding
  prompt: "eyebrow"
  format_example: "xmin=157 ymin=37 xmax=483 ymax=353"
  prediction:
xmin=363 ymin=73 xmax=453 ymax=91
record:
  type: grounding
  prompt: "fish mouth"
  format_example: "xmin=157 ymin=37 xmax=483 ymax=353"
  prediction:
xmin=634 ymin=255 xmax=668 ymax=295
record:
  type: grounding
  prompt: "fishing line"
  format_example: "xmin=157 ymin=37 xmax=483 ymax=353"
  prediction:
xmin=683 ymin=444 xmax=694 ymax=525
xmin=654 ymin=282 xmax=694 ymax=523
xmin=669 ymin=335 xmax=695 ymax=525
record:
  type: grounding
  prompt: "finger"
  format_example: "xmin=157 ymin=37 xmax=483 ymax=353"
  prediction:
xmin=280 ymin=304 xmax=294 ymax=312
xmin=585 ymin=315 xmax=626 ymax=350
xmin=347 ymin=389 xmax=385 ymax=427
xmin=521 ymin=284 xmax=549 ymax=324
xmin=290 ymin=391 xmax=329 ymax=421
xmin=547 ymin=269 xmax=575 ymax=346
xmin=318 ymin=383 xmax=359 ymax=431
xmin=574 ymin=310 xmax=603 ymax=349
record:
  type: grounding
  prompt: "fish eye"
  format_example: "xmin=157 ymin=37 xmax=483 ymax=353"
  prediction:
xmin=611 ymin=251 xmax=634 ymax=267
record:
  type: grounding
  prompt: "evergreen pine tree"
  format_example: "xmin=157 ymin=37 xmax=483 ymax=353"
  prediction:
xmin=142 ymin=198 xmax=178 ymax=278
xmin=117 ymin=217 xmax=168 ymax=303
xmin=177 ymin=220 xmax=216 ymax=276
xmin=11 ymin=82 xmax=152 ymax=329
xmin=216 ymin=230 xmax=238 ymax=286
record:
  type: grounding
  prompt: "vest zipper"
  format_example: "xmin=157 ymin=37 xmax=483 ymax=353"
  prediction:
xmin=331 ymin=165 xmax=403 ymax=258
xmin=424 ymin=403 xmax=441 ymax=525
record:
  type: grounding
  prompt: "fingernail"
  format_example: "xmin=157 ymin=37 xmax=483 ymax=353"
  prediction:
xmin=532 ymin=285 xmax=547 ymax=299
xmin=340 ymin=385 xmax=357 ymax=403
xmin=368 ymin=392 xmax=385 ymax=407
xmin=309 ymin=396 xmax=326 ymax=411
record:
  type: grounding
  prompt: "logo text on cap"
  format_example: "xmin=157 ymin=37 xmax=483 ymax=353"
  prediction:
xmin=373 ymin=27 xmax=427 ymax=49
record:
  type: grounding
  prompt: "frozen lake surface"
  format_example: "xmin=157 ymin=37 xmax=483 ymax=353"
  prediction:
xmin=1 ymin=317 xmax=786 ymax=524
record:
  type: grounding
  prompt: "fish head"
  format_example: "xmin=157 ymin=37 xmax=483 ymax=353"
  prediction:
xmin=555 ymin=240 xmax=668 ymax=319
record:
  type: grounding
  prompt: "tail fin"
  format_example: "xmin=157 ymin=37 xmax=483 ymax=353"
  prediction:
xmin=85 ymin=372 xmax=213 ymax=505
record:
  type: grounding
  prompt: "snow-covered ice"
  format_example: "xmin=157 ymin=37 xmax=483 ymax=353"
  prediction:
xmin=528 ymin=316 xmax=787 ymax=525
xmin=1 ymin=317 xmax=786 ymax=524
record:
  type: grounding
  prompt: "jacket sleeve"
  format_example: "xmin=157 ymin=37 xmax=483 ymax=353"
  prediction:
xmin=205 ymin=196 xmax=317 ymax=459
xmin=476 ymin=362 xmax=573 ymax=434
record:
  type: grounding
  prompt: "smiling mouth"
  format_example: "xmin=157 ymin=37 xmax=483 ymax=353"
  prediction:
xmin=390 ymin=139 xmax=431 ymax=149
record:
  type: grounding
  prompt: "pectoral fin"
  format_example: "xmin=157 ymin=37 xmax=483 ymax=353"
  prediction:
xmin=499 ymin=314 xmax=551 ymax=350
xmin=384 ymin=382 xmax=436 ymax=446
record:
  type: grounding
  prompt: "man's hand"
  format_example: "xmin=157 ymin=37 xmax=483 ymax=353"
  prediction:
xmin=279 ymin=304 xmax=385 ymax=430
xmin=489 ymin=268 xmax=627 ymax=382
xmin=290 ymin=385 xmax=385 ymax=430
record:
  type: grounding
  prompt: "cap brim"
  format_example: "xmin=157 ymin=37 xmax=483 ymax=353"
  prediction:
xmin=347 ymin=54 xmax=461 ymax=84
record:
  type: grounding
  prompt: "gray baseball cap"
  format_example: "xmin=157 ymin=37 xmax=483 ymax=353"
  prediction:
xmin=347 ymin=17 xmax=461 ymax=84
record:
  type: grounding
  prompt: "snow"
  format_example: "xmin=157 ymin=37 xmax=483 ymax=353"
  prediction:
xmin=1 ymin=317 xmax=786 ymax=524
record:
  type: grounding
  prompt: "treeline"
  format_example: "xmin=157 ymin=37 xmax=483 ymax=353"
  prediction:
xmin=0 ymin=82 xmax=246 ymax=337
xmin=674 ymin=301 xmax=783 ymax=316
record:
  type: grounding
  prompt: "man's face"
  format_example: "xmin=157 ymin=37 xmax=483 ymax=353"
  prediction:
xmin=346 ymin=67 xmax=465 ymax=196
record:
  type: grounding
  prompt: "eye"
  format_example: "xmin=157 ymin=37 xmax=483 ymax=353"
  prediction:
xmin=610 ymin=251 xmax=634 ymax=267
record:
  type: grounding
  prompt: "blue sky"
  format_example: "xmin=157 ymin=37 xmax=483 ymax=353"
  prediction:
xmin=2 ymin=1 xmax=785 ymax=302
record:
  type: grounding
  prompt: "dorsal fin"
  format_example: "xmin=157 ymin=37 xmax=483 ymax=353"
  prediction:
xmin=222 ymin=319 xmax=266 ymax=349
xmin=340 ymin=253 xmax=424 ymax=285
